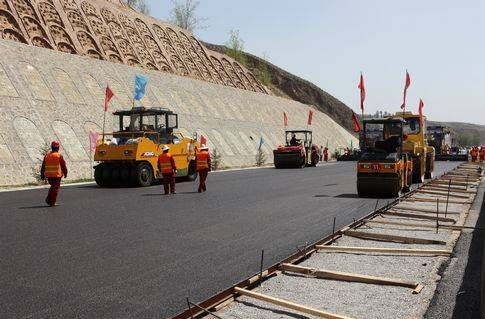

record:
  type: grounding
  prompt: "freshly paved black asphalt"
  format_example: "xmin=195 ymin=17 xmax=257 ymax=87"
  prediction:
xmin=0 ymin=161 xmax=460 ymax=319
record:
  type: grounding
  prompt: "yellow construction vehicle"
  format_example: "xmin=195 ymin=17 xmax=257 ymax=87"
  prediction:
xmin=391 ymin=112 xmax=434 ymax=182
xmin=357 ymin=118 xmax=413 ymax=197
xmin=94 ymin=107 xmax=199 ymax=187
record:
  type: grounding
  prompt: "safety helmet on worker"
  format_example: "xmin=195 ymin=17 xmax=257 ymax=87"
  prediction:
xmin=51 ymin=141 xmax=60 ymax=150
xmin=162 ymin=145 xmax=170 ymax=152
xmin=199 ymin=144 xmax=208 ymax=151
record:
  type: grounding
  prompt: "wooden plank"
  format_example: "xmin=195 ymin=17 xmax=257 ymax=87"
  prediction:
xmin=365 ymin=219 xmax=478 ymax=231
xmin=279 ymin=263 xmax=423 ymax=293
xmin=416 ymin=189 xmax=470 ymax=199
xmin=315 ymin=245 xmax=452 ymax=256
xmin=385 ymin=210 xmax=457 ymax=222
xmin=424 ymin=186 xmax=476 ymax=194
xmin=392 ymin=205 xmax=461 ymax=215
xmin=406 ymin=197 xmax=470 ymax=204
xmin=344 ymin=229 xmax=446 ymax=245
xmin=234 ymin=287 xmax=353 ymax=319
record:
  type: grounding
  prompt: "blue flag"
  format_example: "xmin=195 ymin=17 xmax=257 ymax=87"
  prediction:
xmin=258 ymin=136 xmax=264 ymax=150
xmin=134 ymin=75 xmax=148 ymax=101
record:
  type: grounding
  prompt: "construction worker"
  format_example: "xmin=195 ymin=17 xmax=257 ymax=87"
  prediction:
xmin=158 ymin=145 xmax=177 ymax=195
xmin=323 ymin=147 xmax=329 ymax=162
xmin=40 ymin=141 xmax=68 ymax=207
xmin=480 ymin=146 xmax=485 ymax=162
xmin=196 ymin=145 xmax=211 ymax=193
xmin=471 ymin=147 xmax=478 ymax=162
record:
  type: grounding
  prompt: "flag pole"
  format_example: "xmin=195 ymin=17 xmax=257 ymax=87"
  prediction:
xmin=102 ymin=109 xmax=106 ymax=143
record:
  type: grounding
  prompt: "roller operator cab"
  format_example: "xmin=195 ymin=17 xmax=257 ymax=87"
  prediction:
xmin=273 ymin=130 xmax=319 ymax=168
xmin=93 ymin=107 xmax=200 ymax=187
xmin=392 ymin=112 xmax=435 ymax=182
xmin=357 ymin=118 xmax=413 ymax=198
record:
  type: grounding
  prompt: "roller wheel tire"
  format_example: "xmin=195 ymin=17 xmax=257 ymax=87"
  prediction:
xmin=135 ymin=163 xmax=153 ymax=187
xmin=412 ymin=159 xmax=425 ymax=184
xmin=185 ymin=161 xmax=198 ymax=181
xmin=94 ymin=165 xmax=107 ymax=187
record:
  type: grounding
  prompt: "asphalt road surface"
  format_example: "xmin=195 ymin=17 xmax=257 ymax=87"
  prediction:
xmin=0 ymin=161 xmax=460 ymax=319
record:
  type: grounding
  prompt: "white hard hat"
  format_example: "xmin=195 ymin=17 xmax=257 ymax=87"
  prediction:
xmin=199 ymin=144 xmax=208 ymax=150
xmin=162 ymin=145 xmax=169 ymax=151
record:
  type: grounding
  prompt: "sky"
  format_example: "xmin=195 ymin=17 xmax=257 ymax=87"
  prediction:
xmin=146 ymin=0 xmax=485 ymax=125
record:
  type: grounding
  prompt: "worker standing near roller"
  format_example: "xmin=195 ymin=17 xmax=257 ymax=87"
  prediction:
xmin=480 ymin=146 xmax=485 ymax=162
xmin=158 ymin=145 xmax=177 ymax=195
xmin=323 ymin=147 xmax=329 ymax=162
xmin=471 ymin=147 xmax=478 ymax=162
xmin=196 ymin=145 xmax=211 ymax=193
xmin=40 ymin=141 xmax=68 ymax=207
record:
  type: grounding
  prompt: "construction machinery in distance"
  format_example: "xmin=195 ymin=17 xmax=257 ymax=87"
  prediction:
xmin=93 ymin=107 xmax=200 ymax=187
xmin=357 ymin=118 xmax=413 ymax=197
xmin=273 ymin=130 xmax=320 ymax=168
xmin=426 ymin=125 xmax=468 ymax=161
xmin=392 ymin=112 xmax=434 ymax=182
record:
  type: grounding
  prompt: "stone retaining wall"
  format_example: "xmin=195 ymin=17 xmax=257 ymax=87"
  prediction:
xmin=0 ymin=39 xmax=357 ymax=186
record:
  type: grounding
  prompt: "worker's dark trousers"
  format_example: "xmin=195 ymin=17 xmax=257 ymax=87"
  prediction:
xmin=162 ymin=173 xmax=175 ymax=194
xmin=198 ymin=169 xmax=209 ymax=193
xmin=46 ymin=178 xmax=61 ymax=206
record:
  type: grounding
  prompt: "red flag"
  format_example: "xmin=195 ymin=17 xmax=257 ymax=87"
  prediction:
xmin=105 ymin=86 xmax=114 ymax=112
xmin=400 ymin=71 xmax=411 ymax=110
xmin=200 ymin=135 xmax=207 ymax=146
xmin=89 ymin=130 xmax=99 ymax=153
xmin=418 ymin=99 xmax=424 ymax=124
xmin=307 ymin=110 xmax=315 ymax=125
xmin=358 ymin=73 xmax=366 ymax=114
xmin=352 ymin=112 xmax=361 ymax=132
xmin=283 ymin=112 xmax=288 ymax=127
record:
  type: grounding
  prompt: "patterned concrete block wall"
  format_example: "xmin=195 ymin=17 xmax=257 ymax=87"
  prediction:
xmin=0 ymin=39 xmax=357 ymax=186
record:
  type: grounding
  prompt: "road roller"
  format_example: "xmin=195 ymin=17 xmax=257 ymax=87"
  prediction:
xmin=357 ymin=118 xmax=413 ymax=198
xmin=93 ymin=107 xmax=200 ymax=187
xmin=392 ymin=112 xmax=435 ymax=182
xmin=273 ymin=130 xmax=319 ymax=168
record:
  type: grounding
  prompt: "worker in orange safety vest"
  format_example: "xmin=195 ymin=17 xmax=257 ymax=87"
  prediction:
xmin=471 ymin=147 xmax=478 ymax=162
xmin=158 ymin=145 xmax=177 ymax=195
xmin=480 ymin=146 xmax=485 ymax=162
xmin=323 ymin=147 xmax=329 ymax=162
xmin=196 ymin=145 xmax=211 ymax=193
xmin=40 ymin=141 xmax=68 ymax=206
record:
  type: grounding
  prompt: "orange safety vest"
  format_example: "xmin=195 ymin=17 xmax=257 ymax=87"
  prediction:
xmin=196 ymin=151 xmax=209 ymax=171
xmin=44 ymin=152 xmax=63 ymax=178
xmin=471 ymin=148 xmax=478 ymax=156
xmin=158 ymin=153 xmax=174 ymax=174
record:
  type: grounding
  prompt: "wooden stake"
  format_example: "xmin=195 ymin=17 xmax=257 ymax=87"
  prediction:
xmin=279 ymin=263 xmax=424 ymax=293
xmin=383 ymin=210 xmax=456 ymax=222
xmin=315 ymin=245 xmax=452 ymax=256
xmin=234 ymin=287 xmax=354 ymax=319
xmin=344 ymin=229 xmax=446 ymax=245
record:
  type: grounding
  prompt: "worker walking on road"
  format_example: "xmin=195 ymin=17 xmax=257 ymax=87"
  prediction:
xmin=41 ymin=141 xmax=68 ymax=207
xmin=323 ymin=147 xmax=329 ymax=162
xmin=480 ymin=146 xmax=485 ymax=163
xmin=471 ymin=147 xmax=478 ymax=162
xmin=158 ymin=145 xmax=177 ymax=195
xmin=196 ymin=145 xmax=211 ymax=193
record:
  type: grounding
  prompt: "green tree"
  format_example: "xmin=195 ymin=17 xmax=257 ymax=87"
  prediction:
xmin=255 ymin=147 xmax=267 ymax=167
xmin=210 ymin=148 xmax=222 ymax=171
xmin=226 ymin=29 xmax=247 ymax=66
xmin=31 ymin=143 xmax=51 ymax=185
xmin=123 ymin=0 xmax=150 ymax=15
xmin=169 ymin=0 xmax=207 ymax=33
